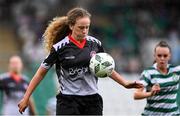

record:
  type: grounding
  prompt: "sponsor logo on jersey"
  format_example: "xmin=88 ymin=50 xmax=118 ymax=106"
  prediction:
xmin=90 ymin=51 xmax=96 ymax=57
xmin=69 ymin=67 xmax=88 ymax=76
xmin=8 ymin=82 xmax=16 ymax=88
xmin=65 ymin=56 xmax=75 ymax=60
xmin=172 ymin=73 xmax=180 ymax=82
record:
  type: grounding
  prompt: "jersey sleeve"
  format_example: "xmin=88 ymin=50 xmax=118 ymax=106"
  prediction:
xmin=139 ymin=70 xmax=151 ymax=87
xmin=97 ymin=40 xmax=105 ymax=53
xmin=174 ymin=65 xmax=180 ymax=82
xmin=174 ymin=65 xmax=180 ymax=74
xmin=41 ymin=47 xmax=58 ymax=70
xmin=98 ymin=44 xmax=105 ymax=53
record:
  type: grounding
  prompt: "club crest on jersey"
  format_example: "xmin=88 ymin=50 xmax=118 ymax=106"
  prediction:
xmin=172 ymin=73 xmax=180 ymax=82
xmin=90 ymin=51 xmax=96 ymax=57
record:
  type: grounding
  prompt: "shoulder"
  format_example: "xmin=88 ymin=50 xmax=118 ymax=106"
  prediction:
xmin=169 ymin=64 xmax=180 ymax=73
xmin=143 ymin=66 xmax=156 ymax=73
xmin=141 ymin=66 xmax=157 ymax=78
xmin=53 ymin=36 xmax=70 ymax=51
xmin=86 ymin=35 xmax=102 ymax=46
xmin=0 ymin=72 xmax=10 ymax=80
xmin=21 ymin=74 xmax=30 ymax=83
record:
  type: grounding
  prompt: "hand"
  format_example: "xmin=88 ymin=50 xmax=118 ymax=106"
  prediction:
xmin=18 ymin=98 xmax=29 ymax=114
xmin=125 ymin=81 xmax=144 ymax=89
xmin=150 ymin=84 xmax=161 ymax=96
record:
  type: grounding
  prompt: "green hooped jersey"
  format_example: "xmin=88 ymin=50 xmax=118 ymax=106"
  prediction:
xmin=140 ymin=63 xmax=180 ymax=116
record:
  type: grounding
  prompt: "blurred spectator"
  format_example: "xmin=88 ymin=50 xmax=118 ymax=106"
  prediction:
xmin=169 ymin=29 xmax=180 ymax=64
xmin=0 ymin=56 xmax=36 ymax=115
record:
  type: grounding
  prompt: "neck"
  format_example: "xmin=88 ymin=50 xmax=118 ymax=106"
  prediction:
xmin=157 ymin=64 xmax=168 ymax=74
xmin=71 ymin=34 xmax=84 ymax=43
xmin=10 ymin=71 xmax=21 ymax=76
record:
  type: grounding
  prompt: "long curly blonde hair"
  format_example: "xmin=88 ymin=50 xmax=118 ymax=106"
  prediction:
xmin=43 ymin=7 xmax=91 ymax=52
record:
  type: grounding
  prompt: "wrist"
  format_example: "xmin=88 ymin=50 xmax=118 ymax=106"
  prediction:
xmin=148 ymin=91 xmax=153 ymax=97
xmin=23 ymin=95 xmax=30 ymax=101
xmin=124 ymin=81 xmax=130 ymax=88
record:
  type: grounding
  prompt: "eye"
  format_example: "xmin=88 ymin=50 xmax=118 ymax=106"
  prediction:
xmin=78 ymin=26 xmax=84 ymax=29
xmin=78 ymin=26 xmax=89 ymax=30
xmin=163 ymin=55 xmax=168 ymax=58
xmin=158 ymin=55 xmax=162 ymax=57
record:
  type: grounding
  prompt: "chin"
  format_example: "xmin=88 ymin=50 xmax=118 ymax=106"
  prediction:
xmin=160 ymin=63 xmax=167 ymax=67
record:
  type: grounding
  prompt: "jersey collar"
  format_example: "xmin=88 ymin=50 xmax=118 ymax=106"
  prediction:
xmin=153 ymin=63 xmax=170 ymax=74
xmin=10 ymin=72 xmax=22 ymax=83
xmin=68 ymin=35 xmax=86 ymax=49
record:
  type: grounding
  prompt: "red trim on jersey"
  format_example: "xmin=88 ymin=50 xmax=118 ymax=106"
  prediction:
xmin=10 ymin=72 xmax=22 ymax=83
xmin=68 ymin=35 xmax=86 ymax=49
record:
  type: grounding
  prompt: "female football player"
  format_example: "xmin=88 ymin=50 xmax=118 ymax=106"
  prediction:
xmin=18 ymin=7 xmax=143 ymax=115
xmin=0 ymin=56 xmax=36 ymax=115
xmin=134 ymin=41 xmax=180 ymax=115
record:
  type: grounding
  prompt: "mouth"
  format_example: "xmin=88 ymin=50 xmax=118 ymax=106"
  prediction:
xmin=160 ymin=62 xmax=166 ymax=65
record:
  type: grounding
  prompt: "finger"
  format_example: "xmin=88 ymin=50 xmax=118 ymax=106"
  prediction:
xmin=22 ymin=107 xmax=26 ymax=112
xmin=156 ymin=89 xmax=160 ymax=93
xmin=19 ymin=109 xmax=23 ymax=114
xmin=155 ymin=87 xmax=161 ymax=91
xmin=137 ymin=83 xmax=144 ymax=88
xmin=151 ymin=91 xmax=156 ymax=96
xmin=19 ymin=106 xmax=25 ymax=113
xmin=22 ymin=106 xmax=27 ymax=112
xmin=19 ymin=105 xmax=23 ymax=111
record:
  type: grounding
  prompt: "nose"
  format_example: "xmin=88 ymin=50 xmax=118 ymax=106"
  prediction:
xmin=82 ymin=28 xmax=87 ymax=34
xmin=160 ymin=56 xmax=165 ymax=60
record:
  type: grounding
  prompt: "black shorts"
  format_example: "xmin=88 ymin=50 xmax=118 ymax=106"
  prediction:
xmin=56 ymin=93 xmax=103 ymax=115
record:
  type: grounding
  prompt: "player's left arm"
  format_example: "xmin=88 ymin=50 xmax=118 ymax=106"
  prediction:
xmin=134 ymin=84 xmax=160 ymax=100
xmin=110 ymin=70 xmax=143 ymax=89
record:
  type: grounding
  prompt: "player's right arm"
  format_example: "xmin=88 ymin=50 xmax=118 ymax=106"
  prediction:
xmin=133 ymin=70 xmax=160 ymax=100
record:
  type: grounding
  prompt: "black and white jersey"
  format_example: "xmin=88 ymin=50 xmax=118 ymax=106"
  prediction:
xmin=0 ymin=73 xmax=29 ymax=115
xmin=41 ymin=35 xmax=104 ymax=95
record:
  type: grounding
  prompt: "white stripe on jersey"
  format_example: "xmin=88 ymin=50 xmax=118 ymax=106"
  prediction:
xmin=53 ymin=36 xmax=70 ymax=51
xmin=0 ymin=73 xmax=9 ymax=80
xmin=170 ymin=65 xmax=180 ymax=72
xmin=151 ymin=76 xmax=179 ymax=84
xmin=148 ymin=102 xmax=178 ymax=109
xmin=143 ymin=69 xmax=159 ymax=76
xmin=149 ymin=93 xmax=176 ymax=101
xmin=143 ymin=110 xmax=179 ymax=116
xmin=86 ymin=35 xmax=102 ymax=46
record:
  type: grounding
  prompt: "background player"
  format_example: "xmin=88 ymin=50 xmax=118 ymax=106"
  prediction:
xmin=0 ymin=55 xmax=36 ymax=115
xmin=18 ymin=7 xmax=143 ymax=115
xmin=134 ymin=41 xmax=180 ymax=115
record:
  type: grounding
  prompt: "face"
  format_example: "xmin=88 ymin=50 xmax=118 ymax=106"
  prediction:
xmin=9 ymin=56 xmax=23 ymax=74
xmin=70 ymin=16 xmax=90 ymax=40
xmin=154 ymin=46 xmax=171 ymax=68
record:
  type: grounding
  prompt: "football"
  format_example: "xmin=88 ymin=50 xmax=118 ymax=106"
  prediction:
xmin=89 ymin=53 xmax=115 ymax=78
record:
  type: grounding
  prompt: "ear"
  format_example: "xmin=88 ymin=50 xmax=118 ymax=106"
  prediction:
xmin=168 ymin=53 xmax=171 ymax=60
xmin=69 ymin=25 xmax=73 ymax=30
xmin=153 ymin=52 xmax=156 ymax=61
